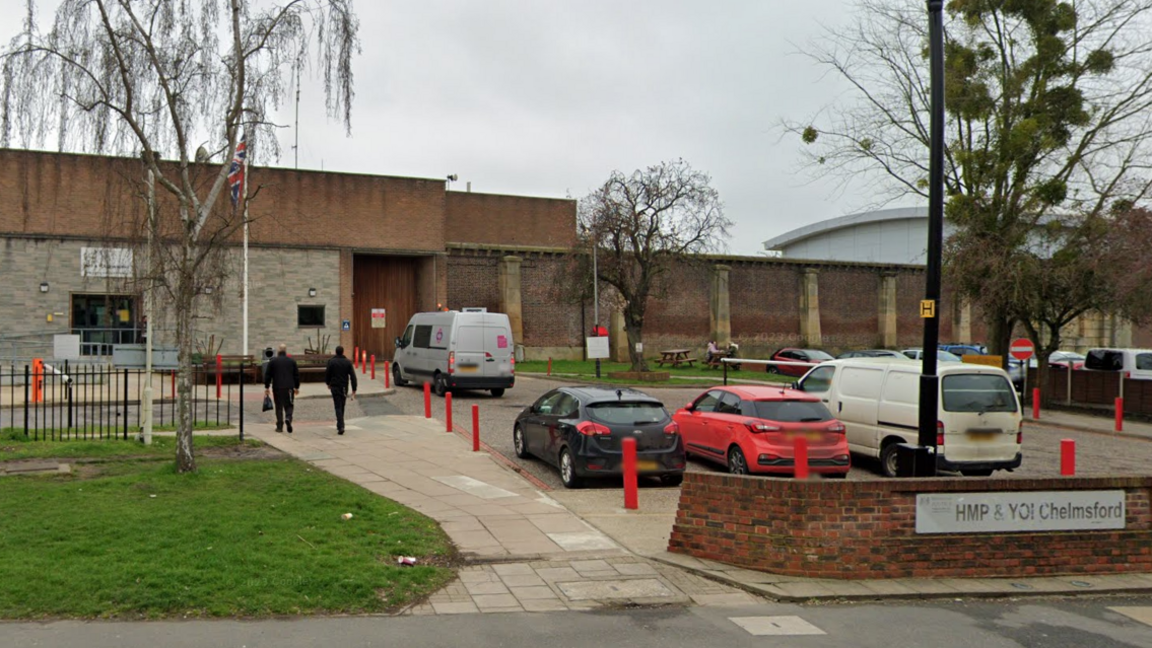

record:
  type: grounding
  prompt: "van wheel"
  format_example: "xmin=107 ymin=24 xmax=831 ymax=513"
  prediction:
xmin=727 ymin=447 xmax=748 ymax=475
xmin=559 ymin=448 xmax=581 ymax=488
xmin=433 ymin=373 xmax=448 ymax=397
xmin=962 ymin=469 xmax=994 ymax=477
xmin=513 ymin=425 xmax=530 ymax=459
xmin=392 ymin=364 xmax=407 ymax=387
xmin=880 ymin=444 xmax=900 ymax=477
xmin=490 ymin=388 xmax=505 ymax=397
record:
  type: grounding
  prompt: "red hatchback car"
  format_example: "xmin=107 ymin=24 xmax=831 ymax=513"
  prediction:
xmin=673 ymin=386 xmax=850 ymax=477
xmin=767 ymin=348 xmax=834 ymax=377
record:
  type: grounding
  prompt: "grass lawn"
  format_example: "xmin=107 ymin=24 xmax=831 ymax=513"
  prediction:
xmin=1 ymin=427 xmax=243 ymax=462
xmin=517 ymin=359 xmax=794 ymax=385
xmin=0 ymin=455 xmax=454 ymax=618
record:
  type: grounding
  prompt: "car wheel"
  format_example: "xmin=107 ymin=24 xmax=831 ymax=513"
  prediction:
xmin=392 ymin=364 xmax=407 ymax=387
xmin=880 ymin=443 xmax=900 ymax=478
xmin=490 ymin=388 xmax=505 ymax=397
xmin=766 ymin=365 xmax=779 ymax=375
xmin=961 ymin=469 xmax=994 ymax=477
xmin=433 ymin=373 xmax=447 ymax=397
xmin=513 ymin=424 xmax=530 ymax=459
xmin=559 ymin=448 xmax=581 ymax=488
xmin=660 ymin=473 xmax=684 ymax=487
xmin=727 ymin=446 xmax=748 ymax=475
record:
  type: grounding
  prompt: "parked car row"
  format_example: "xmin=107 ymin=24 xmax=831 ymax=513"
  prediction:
xmin=513 ymin=383 xmax=852 ymax=488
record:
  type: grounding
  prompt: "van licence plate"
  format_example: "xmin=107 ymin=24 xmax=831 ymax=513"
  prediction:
xmin=457 ymin=364 xmax=479 ymax=373
xmin=967 ymin=430 xmax=1000 ymax=441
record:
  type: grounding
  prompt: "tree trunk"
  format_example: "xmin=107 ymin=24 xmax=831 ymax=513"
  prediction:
xmin=985 ymin=312 xmax=1014 ymax=367
xmin=174 ymin=265 xmax=197 ymax=474
xmin=623 ymin=305 xmax=648 ymax=372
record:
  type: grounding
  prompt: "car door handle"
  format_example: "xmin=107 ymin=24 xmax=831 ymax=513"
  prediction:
xmin=838 ymin=402 xmax=842 ymax=413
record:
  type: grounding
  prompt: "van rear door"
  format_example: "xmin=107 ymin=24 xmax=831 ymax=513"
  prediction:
xmin=939 ymin=372 xmax=1020 ymax=462
xmin=453 ymin=323 xmax=487 ymax=378
xmin=482 ymin=316 xmax=514 ymax=380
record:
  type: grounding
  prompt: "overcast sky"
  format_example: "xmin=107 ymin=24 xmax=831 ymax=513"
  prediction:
xmin=8 ymin=1 xmax=924 ymax=255
xmin=269 ymin=0 xmax=911 ymax=256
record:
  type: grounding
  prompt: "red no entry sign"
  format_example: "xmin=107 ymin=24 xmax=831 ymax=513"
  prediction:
xmin=1009 ymin=338 xmax=1034 ymax=361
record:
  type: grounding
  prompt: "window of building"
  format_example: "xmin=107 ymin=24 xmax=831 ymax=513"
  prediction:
xmin=297 ymin=305 xmax=325 ymax=328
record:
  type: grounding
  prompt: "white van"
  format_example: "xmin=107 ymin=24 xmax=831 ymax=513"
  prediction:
xmin=392 ymin=310 xmax=515 ymax=397
xmin=1084 ymin=348 xmax=1152 ymax=380
xmin=794 ymin=358 xmax=1022 ymax=477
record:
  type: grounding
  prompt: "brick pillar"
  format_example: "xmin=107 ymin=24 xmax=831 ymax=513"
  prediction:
xmin=498 ymin=256 xmax=524 ymax=343
xmin=799 ymin=269 xmax=822 ymax=347
xmin=710 ymin=264 xmax=731 ymax=345
xmin=952 ymin=299 xmax=972 ymax=344
xmin=879 ymin=273 xmax=898 ymax=347
xmin=610 ymin=309 xmax=628 ymax=362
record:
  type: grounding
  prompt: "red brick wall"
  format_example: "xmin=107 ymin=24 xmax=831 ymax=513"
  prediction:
xmin=446 ymin=192 xmax=576 ymax=248
xmin=730 ymin=262 xmax=803 ymax=353
xmin=669 ymin=472 xmax=1152 ymax=579
xmin=521 ymin=255 xmax=584 ymax=347
xmin=819 ymin=267 xmax=881 ymax=348
xmin=643 ymin=262 xmax=712 ymax=351
xmin=1 ymin=149 xmax=448 ymax=252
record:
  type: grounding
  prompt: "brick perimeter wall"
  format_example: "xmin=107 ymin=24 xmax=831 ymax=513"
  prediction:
xmin=669 ymin=472 xmax=1152 ymax=579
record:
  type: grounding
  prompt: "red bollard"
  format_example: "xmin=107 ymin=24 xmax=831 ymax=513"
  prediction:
xmin=793 ymin=436 xmax=809 ymax=479
xmin=1116 ymin=397 xmax=1124 ymax=432
xmin=361 ymin=351 xmax=368 ymax=375
xmin=1060 ymin=439 xmax=1076 ymax=475
xmin=1032 ymin=388 xmax=1040 ymax=419
xmin=472 ymin=405 xmax=480 ymax=452
xmin=354 ymin=346 xmax=360 ymax=370
xmin=445 ymin=392 xmax=453 ymax=432
xmin=216 ymin=354 xmax=223 ymax=399
xmin=384 ymin=361 xmax=391 ymax=388
xmin=547 ymin=357 xmax=552 ymax=376
xmin=371 ymin=355 xmax=376 ymax=380
xmin=423 ymin=382 xmax=432 ymax=418
xmin=622 ymin=437 xmax=638 ymax=509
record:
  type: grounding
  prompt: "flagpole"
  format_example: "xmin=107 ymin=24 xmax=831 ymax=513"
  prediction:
xmin=242 ymin=141 xmax=250 ymax=358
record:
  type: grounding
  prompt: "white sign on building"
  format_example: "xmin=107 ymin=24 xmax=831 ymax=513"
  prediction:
xmin=81 ymin=247 xmax=134 ymax=278
xmin=916 ymin=491 xmax=1125 ymax=534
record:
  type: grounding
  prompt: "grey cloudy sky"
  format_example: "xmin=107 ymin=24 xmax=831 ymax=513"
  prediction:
xmin=277 ymin=1 xmax=897 ymax=255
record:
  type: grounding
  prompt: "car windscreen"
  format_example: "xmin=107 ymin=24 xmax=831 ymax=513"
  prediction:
xmin=587 ymin=402 xmax=668 ymax=425
xmin=941 ymin=374 xmax=1018 ymax=413
xmin=750 ymin=400 xmax=833 ymax=423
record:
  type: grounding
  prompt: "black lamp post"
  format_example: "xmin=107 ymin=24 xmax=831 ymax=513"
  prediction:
xmin=914 ymin=0 xmax=946 ymax=476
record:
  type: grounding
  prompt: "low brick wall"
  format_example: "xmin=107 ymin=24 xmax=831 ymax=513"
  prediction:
xmin=668 ymin=472 xmax=1152 ymax=579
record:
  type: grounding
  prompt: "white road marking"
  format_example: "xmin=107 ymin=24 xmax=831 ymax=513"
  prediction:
xmin=729 ymin=616 xmax=826 ymax=636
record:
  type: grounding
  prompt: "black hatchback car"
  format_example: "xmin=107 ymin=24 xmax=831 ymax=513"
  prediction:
xmin=513 ymin=386 xmax=686 ymax=488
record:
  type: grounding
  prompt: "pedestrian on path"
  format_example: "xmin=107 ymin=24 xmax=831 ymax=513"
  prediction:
xmin=325 ymin=345 xmax=357 ymax=435
xmin=264 ymin=344 xmax=300 ymax=433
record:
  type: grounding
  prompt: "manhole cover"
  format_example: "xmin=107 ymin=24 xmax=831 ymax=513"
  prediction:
xmin=557 ymin=578 xmax=675 ymax=600
xmin=1070 ymin=581 xmax=1093 ymax=588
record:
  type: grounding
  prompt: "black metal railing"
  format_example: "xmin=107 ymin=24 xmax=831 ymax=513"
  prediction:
xmin=0 ymin=362 xmax=250 ymax=441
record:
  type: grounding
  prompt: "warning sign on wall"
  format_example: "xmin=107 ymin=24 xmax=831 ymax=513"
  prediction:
xmin=371 ymin=308 xmax=386 ymax=329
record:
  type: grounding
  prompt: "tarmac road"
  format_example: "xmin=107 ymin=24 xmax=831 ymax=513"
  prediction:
xmin=377 ymin=374 xmax=1152 ymax=491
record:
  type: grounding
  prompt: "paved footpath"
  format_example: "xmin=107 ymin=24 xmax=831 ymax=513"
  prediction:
xmin=253 ymin=390 xmax=1152 ymax=611
xmin=248 ymin=410 xmax=757 ymax=614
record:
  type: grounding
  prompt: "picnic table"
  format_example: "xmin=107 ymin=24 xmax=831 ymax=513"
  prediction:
xmin=657 ymin=349 xmax=697 ymax=368
xmin=705 ymin=349 xmax=741 ymax=370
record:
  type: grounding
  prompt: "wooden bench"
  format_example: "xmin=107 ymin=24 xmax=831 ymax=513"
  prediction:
xmin=705 ymin=352 xmax=740 ymax=370
xmin=294 ymin=354 xmax=332 ymax=383
xmin=200 ymin=355 xmax=258 ymax=384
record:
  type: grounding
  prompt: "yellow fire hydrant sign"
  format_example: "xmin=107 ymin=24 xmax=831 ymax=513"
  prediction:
xmin=920 ymin=299 xmax=936 ymax=318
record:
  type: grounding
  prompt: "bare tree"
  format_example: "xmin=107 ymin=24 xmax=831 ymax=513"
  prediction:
xmin=1 ymin=0 xmax=359 ymax=472
xmin=580 ymin=159 xmax=730 ymax=372
xmin=787 ymin=0 xmax=1152 ymax=358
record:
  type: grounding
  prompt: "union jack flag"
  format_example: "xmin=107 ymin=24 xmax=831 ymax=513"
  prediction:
xmin=228 ymin=134 xmax=247 ymax=207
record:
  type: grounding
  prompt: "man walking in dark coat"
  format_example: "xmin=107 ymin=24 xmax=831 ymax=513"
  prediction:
xmin=325 ymin=345 xmax=358 ymax=435
xmin=264 ymin=344 xmax=300 ymax=433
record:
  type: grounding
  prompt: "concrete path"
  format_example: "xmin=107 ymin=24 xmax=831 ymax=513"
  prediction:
xmin=247 ymin=413 xmax=758 ymax=614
